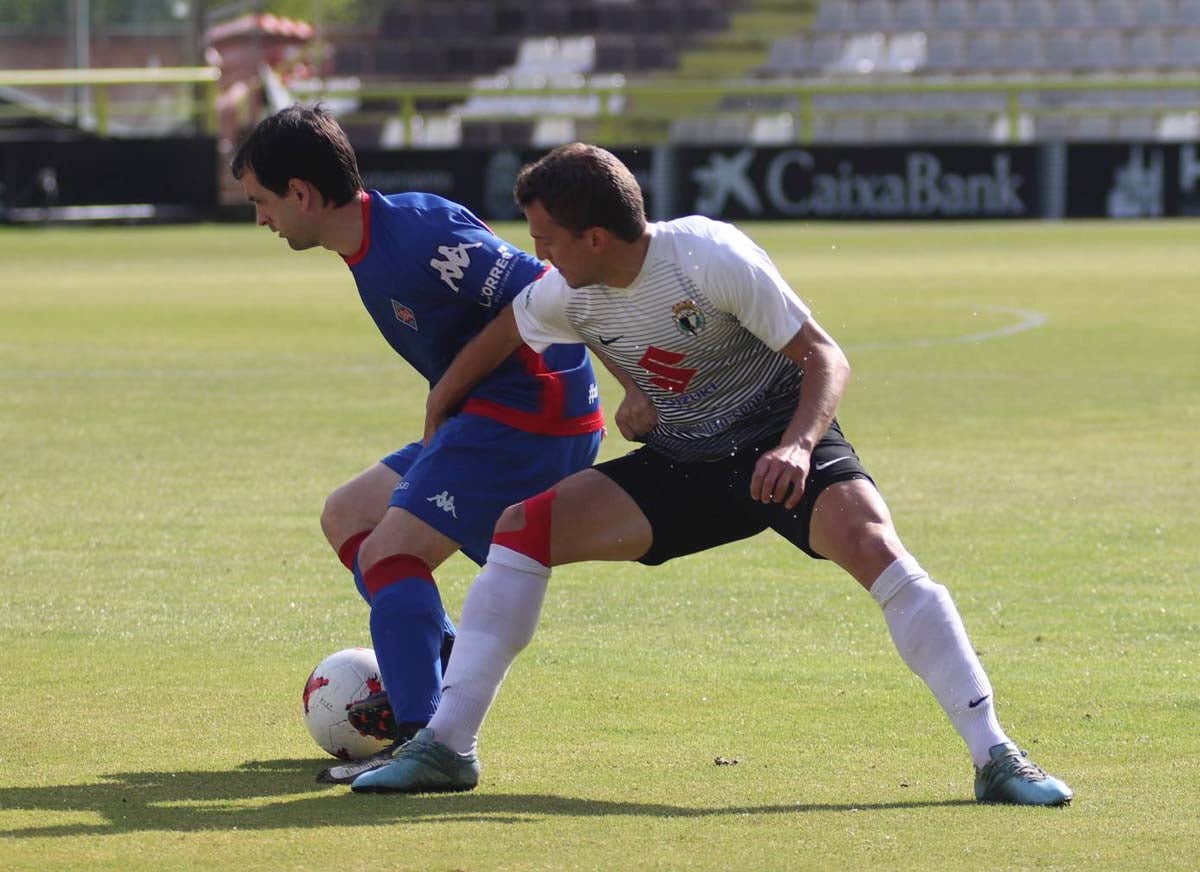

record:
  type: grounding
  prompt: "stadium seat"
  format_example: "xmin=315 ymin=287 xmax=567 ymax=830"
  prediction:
xmin=934 ymin=0 xmax=972 ymax=29
xmin=1053 ymin=0 xmax=1094 ymax=28
xmin=833 ymin=32 xmax=889 ymax=74
xmin=924 ymin=31 xmax=967 ymax=71
xmin=893 ymin=0 xmax=935 ymax=30
xmin=855 ymin=0 xmax=894 ymax=31
xmin=1134 ymin=0 xmax=1174 ymax=27
xmin=749 ymin=113 xmax=797 ymax=144
xmin=1114 ymin=115 xmax=1156 ymax=139
xmin=1012 ymin=0 xmax=1053 ymax=28
xmin=886 ymin=31 xmax=929 ymax=72
xmin=873 ymin=114 xmax=912 ymax=142
xmin=531 ymin=117 xmax=576 ymax=146
xmin=1045 ymin=31 xmax=1086 ymax=70
xmin=1128 ymin=29 xmax=1170 ymax=68
xmin=811 ymin=34 xmax=848 ymax=70
xmin=1082 ymin=30 xmax=1126 ymax=70
xmin=974 ymin=0 xmax=1015 ymax=29
xmin=814 ymin=0 xmax=855 ymax=31
xmin=966 ymin=31 xmax=1006 ymax=71
xmin=1168 ymin=30 xmax=1200 ymax=67
xmin=1071 ymin=115 xmax=1114 ymax=139
xmin=1179 ymin=0 xmax=1200 ymax=25
xmin=1093 ymin=0 xmax=1135 ymax=28
xmin=1006 ymin=29 xmax=1046 ymax=70
xmin=762 ymin=37 xmax=811 ymax=76
xmin=1158 ymin=111 xmax=1200 ymax=140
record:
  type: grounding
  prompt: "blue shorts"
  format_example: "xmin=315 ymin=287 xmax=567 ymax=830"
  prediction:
xmin=382 ymin=413 xmax=601 ymax=566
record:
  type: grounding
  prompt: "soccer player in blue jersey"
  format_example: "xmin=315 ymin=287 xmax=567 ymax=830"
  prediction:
xmin=231 ymin=105 xmax=604 ymax=783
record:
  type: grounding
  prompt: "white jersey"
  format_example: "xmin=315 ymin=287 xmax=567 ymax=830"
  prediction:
xmin=514 ymin=215 xmax=810 ymax=461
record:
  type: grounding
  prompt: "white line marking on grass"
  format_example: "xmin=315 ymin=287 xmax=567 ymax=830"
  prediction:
xmin=845 ymin=305 xmax=1048 ymax=352
xmin=1 ymin=307 xmax=1049 ymax=380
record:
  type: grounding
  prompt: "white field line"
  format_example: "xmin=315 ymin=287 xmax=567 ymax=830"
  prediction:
xmin=0 ymin=306 xmax=1048 ymax=379
xmin=844 ymin=305 xmax=1048 ymax=352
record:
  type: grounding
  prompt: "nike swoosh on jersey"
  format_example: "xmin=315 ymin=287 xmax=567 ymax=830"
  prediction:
xmin=598 ymin=335 xmax=623 ymax=346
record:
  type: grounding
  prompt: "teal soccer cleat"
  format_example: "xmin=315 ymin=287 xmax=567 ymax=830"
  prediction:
xmin=974 ymin=743 xmax=1073 ymax=806
xmin=350 ymin=728 xmax=480 ymax=794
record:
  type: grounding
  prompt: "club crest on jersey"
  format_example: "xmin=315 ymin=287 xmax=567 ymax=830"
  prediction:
xmin=672 ymin=300 xmax=706 ymax=336
xmin=391 ymin=300 xmax=418 ymax=330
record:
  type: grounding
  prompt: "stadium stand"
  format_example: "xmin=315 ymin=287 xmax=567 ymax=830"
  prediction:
xmin=317 ymin=0 xmax=743 ymax=147
xmin=753 ymin=0 xmax=1200 ymax=143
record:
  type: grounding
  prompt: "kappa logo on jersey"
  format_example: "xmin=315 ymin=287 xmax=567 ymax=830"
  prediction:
xmin=426 ymin=490 xmax=459 ymax=518
xmin=638 ymin=346 xmax=698 ymax=393
xmin=430 ymin=241 xmax=484 ymax=292
xmin=391 ymin=300 xmax=418 ymax=330
xmin=672 ymin=300 xmax=707 ymax=336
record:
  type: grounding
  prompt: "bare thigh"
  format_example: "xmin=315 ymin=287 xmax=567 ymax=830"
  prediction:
xmin=320 ymin=461 xmax=403 ymax=549
xmin=495 ymin=469 xmax=654 ymax=566
xmin=358 ymin=506 xmax=462 ymax=573
xmin=806 ymin=478 xmax=908 ymax=590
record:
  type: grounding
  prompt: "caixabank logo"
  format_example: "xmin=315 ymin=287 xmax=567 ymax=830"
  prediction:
xmin=683 ymin=146 xmax=1036 ymax=220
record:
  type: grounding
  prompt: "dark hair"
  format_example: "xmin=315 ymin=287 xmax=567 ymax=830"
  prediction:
xmin=230 ymin=104 xmax=363 ymax=207
xmin=514 ymin=143 xmax=646 ymax=243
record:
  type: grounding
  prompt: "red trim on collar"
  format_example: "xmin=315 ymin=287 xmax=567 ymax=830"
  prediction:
xmin=341 ymin=190 xmax=371 ymax=266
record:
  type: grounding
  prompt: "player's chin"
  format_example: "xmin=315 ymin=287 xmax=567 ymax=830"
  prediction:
xmin=286 ymin=237 xmax=317 ymax=251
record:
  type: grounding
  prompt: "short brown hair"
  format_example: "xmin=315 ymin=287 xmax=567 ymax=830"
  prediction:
xmin=514 ymin=143 xmax=646 ymax=242
xmin=231 ymin=104 xmax=363 ymax=207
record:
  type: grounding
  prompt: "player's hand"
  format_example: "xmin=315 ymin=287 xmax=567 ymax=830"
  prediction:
xmin=750 ymin=443 xmax=811 ymax=510
xmin=614 ymin=384 xmax=658 ymax=441
xmin=423 ymin=394 xmax=452 ymax=445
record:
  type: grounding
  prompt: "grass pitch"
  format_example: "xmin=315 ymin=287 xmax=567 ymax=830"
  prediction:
xmin=0 ymin=219 xmax=1197 ymax=871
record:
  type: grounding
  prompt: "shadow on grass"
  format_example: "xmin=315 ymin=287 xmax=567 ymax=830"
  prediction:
xmin=0 ymin=758 xmax=975 ymax=837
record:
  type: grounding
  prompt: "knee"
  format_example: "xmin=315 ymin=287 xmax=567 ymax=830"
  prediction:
xmin=320 ymin=484 xmax=352 ymax=546
xmin=815 ymin=518 xmax=905 ymax=583
xmin=494 ymin=502 xmax=527 ymax=536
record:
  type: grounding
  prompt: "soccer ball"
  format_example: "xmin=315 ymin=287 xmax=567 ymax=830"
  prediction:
xmin=302 ymin=647 xmax=391 ymax=760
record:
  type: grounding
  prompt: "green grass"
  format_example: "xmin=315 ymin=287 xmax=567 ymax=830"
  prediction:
xmin=1 ymin=220 xmax=1198 ymax=870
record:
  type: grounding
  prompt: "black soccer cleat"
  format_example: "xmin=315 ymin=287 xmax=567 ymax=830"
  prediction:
xmin=347 ymin=691 xmax=398 ymax=741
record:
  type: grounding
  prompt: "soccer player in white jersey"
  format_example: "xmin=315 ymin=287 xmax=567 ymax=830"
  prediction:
xmin=351 ymin=143 xmax=1073 ymax=806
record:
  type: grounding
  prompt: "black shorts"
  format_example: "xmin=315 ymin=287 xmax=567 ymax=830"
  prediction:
xmin=593 ymin=419 xmax=875 ymax=565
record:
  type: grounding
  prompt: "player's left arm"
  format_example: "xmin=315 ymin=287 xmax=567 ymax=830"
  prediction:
xmin=749 ymin=317 xmax=850 ymax=509
xmin=425 ymin=304 xmax=524 ymax=442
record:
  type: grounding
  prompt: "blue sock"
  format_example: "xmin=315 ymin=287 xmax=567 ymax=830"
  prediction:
xmin=365 ymin=559 xmax=448 ymax=726
xmin=352 ymin=556 xmax=370 ymax=606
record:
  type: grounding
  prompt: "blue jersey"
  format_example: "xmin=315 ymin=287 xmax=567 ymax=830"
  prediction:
xmin=343 ymin=191 xmax=603 ymax=435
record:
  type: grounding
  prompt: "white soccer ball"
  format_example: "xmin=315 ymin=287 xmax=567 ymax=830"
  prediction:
xmin=302 ymin=646 xmax=391 ymax=760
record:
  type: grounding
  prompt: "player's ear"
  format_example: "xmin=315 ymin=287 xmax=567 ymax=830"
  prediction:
xmin=585 ymin=226 xmax=609 ymax=251
xmin=287 ymin=178 xmax=320 ymax=210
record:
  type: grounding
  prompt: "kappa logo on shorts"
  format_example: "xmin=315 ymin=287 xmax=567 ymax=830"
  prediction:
xmin=426 ymin=490 xmax=459 ymax=518
xmin=430 ymin=241 xmax=484 ymax=293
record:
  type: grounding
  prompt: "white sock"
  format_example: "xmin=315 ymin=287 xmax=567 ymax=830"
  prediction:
xmin=870 ymin=554 xmax=1010 ymax=768
xmin=427 ymin=544 xmax=550 ymax=756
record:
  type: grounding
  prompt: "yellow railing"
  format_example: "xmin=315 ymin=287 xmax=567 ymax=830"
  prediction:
xmin=0 ymin=66 xmax=221 ymax=136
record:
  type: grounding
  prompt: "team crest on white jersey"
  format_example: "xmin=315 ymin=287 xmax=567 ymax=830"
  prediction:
xmin=426 ymin=490 xmax=458 ymax=517
xmin=672 ymin=300 xmax=706 ymax=336
xmin=391 ymin=300 xmax=418 ymax=330
xmin=431 ymin=241 xmax=484 ymax=292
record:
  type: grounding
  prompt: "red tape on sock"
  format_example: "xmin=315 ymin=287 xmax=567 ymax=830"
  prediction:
xmin=337 ymin=530 xmax=370 ymax=572
xmin=492 ymin=489 xmax=557 ymax=567
xmin=363 ymin=554 xmax=435 ymax=598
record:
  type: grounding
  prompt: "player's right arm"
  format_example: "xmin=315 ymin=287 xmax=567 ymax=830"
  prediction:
xmin=591 ymin=346 xmax=657 ymax=441
xmin=424 ymin=304 xmax=524 ymax=442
